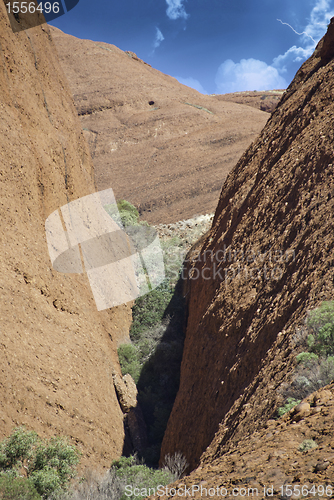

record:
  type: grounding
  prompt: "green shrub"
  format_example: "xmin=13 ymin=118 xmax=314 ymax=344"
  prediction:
xmin=29 ymin=468 xmax=61 ymax=499
xmin=298 ymin=439 xmax=318 ymax=452
xmin=118 ymin=344 xmax=141 ymax=383
xmin=0 ymin=428 xmax=38 ymax=472
xmin=120 ymin=211 xmax=139 ymax=228
xmin=0 ymin=429 xmax=80 ymax=499
xmin=306 ymin=301 xmax=334 ymax=356
xmin=104 ymin=199 xmax=140 ymax=228
xmin=279 ymin=302 xmax=334 ymax=416
xmin=116 ymin=199 xmax=140 ymax=228
xmin=0 ymin=474 xmax=41 ymax=500
xmin=277 ymin=397 xmax=301 ymax=417
xmin=111 ymin=456 xmax=175 ymax=500
xmin=30 ymin=437 xmax=80 ymax=493
xmin=296 ymin=351 xmax=319 ymax=365
xmin=0 ymin=475 xmax=41 ymax=500
xmin=130 ymin=281 xmax=173 ymax=340
xmin=117 ymin=200 xmax=139 ymax=220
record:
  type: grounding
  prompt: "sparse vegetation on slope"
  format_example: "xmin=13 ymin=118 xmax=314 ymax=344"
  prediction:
xmin=302 ymin=301 xmax=334 ymax=357
xmin=53 ymin=453 xmax=186 ymax=500
xmin=276 ymin=397 xmax=301 ymax=417
xmin=0 ymin=428 xmax=80 ymax=499
xmin=116 ymin=201 xmax=210 ymax=465
xmin=279 ymin=301 xmax=334 ymax=415
xmin=298 ymin=439 xmax=318 ymax=452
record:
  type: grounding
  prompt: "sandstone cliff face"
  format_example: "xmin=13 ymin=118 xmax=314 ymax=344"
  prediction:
xmin=160 ymin=20 xmax=334 ymax=471
xmin=0 ymin=6 xmax=132 ymax=469
xmin=50 ymin=27 xmax=269 ymax=224
xmin=215 ymin=90 xmax=284 ymax=113
xmin=153 ymin=385 xmax=334 ymax=498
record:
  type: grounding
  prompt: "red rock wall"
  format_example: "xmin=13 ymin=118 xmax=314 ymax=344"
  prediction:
xmin=0 ymin=5 xmax=131 ymax=469
xmin=50 ymin=27 xmax=269 ymax=225
xmin=160 ymin=20 xmax=334 ymax=471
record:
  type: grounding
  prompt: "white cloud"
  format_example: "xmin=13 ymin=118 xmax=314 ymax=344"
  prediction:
xmin=215 ymin=58 xmax=287 ymax=94
xmin=275 ymin=0 xmax=334 ymax=72
xmin=306 ymin=0 xmax=334 ymax=40
xmin=277 ymin=0 xmax=333 ymax=45
xmin=272 ymin=45 xmax=314 ymax=73
xmin=166 ymin=0 xmax=188 ymax=20
xmin=176 ymin=76 xmax=208 ymax=94
xmin=214 ymin=1 xmax=334 ymax=94
xmin=153 ymin=27 xmax=164 ymax=50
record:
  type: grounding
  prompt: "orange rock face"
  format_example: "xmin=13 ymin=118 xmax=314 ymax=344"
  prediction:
xmin=50 ymin=27 xmax=269 ymax=225
xmin=214 ymin=90 xmax=284 ymax=113
xmin=160 ymin=19 xmax=334 ymax=473
xmin=152 ymin=384 xmax=334 ymax=499
xmin=0 ymin=6 xmax=132 ymax=470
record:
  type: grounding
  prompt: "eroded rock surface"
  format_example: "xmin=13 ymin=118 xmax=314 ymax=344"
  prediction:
xmin=50 ymin=27 xmax=269 ymax=224
xmin=160 ymin=19 xmax=334 ymax=473
xmin=0 ymin=6 xmax=132 ymax=470
xmin=215 ymin=90 xmax=284 ymax=113
xmin=153 ymin=384 xmax=334 ymax=499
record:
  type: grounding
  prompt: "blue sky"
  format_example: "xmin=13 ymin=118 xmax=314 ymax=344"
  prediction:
xmin=50 ymin=0 xmax=334 ymax=94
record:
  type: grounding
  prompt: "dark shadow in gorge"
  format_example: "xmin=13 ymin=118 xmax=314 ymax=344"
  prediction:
xmin=122 ymin=277 xmax=186 ymax=467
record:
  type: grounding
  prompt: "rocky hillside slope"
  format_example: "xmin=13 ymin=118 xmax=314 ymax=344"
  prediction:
xmin=160 ymin=19 xmax=334 ymax=473
xmin=155 ymin=385 xmax=334 ymax=498
xmin=50 ymin=27 xmax=269 ymax=224
xmin=215 ymin=90 xmax=284 ymax=113
xmin=0 ymin=6 xmax=132 ymax=469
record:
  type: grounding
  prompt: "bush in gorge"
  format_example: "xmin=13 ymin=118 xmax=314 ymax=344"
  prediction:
xmin=0 ymin=427 xmax=80 ymax=499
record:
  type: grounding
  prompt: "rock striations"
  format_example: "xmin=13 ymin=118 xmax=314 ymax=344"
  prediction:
xmin=50 ymin=27 xmax=269 ymax=224
xmin=214 ymin=90 xmax=284 ymax=113
xmin=0 ymin=6 xmax=132 ymax=469
xmin=160 ymin=19 xmax=334 ymax=475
